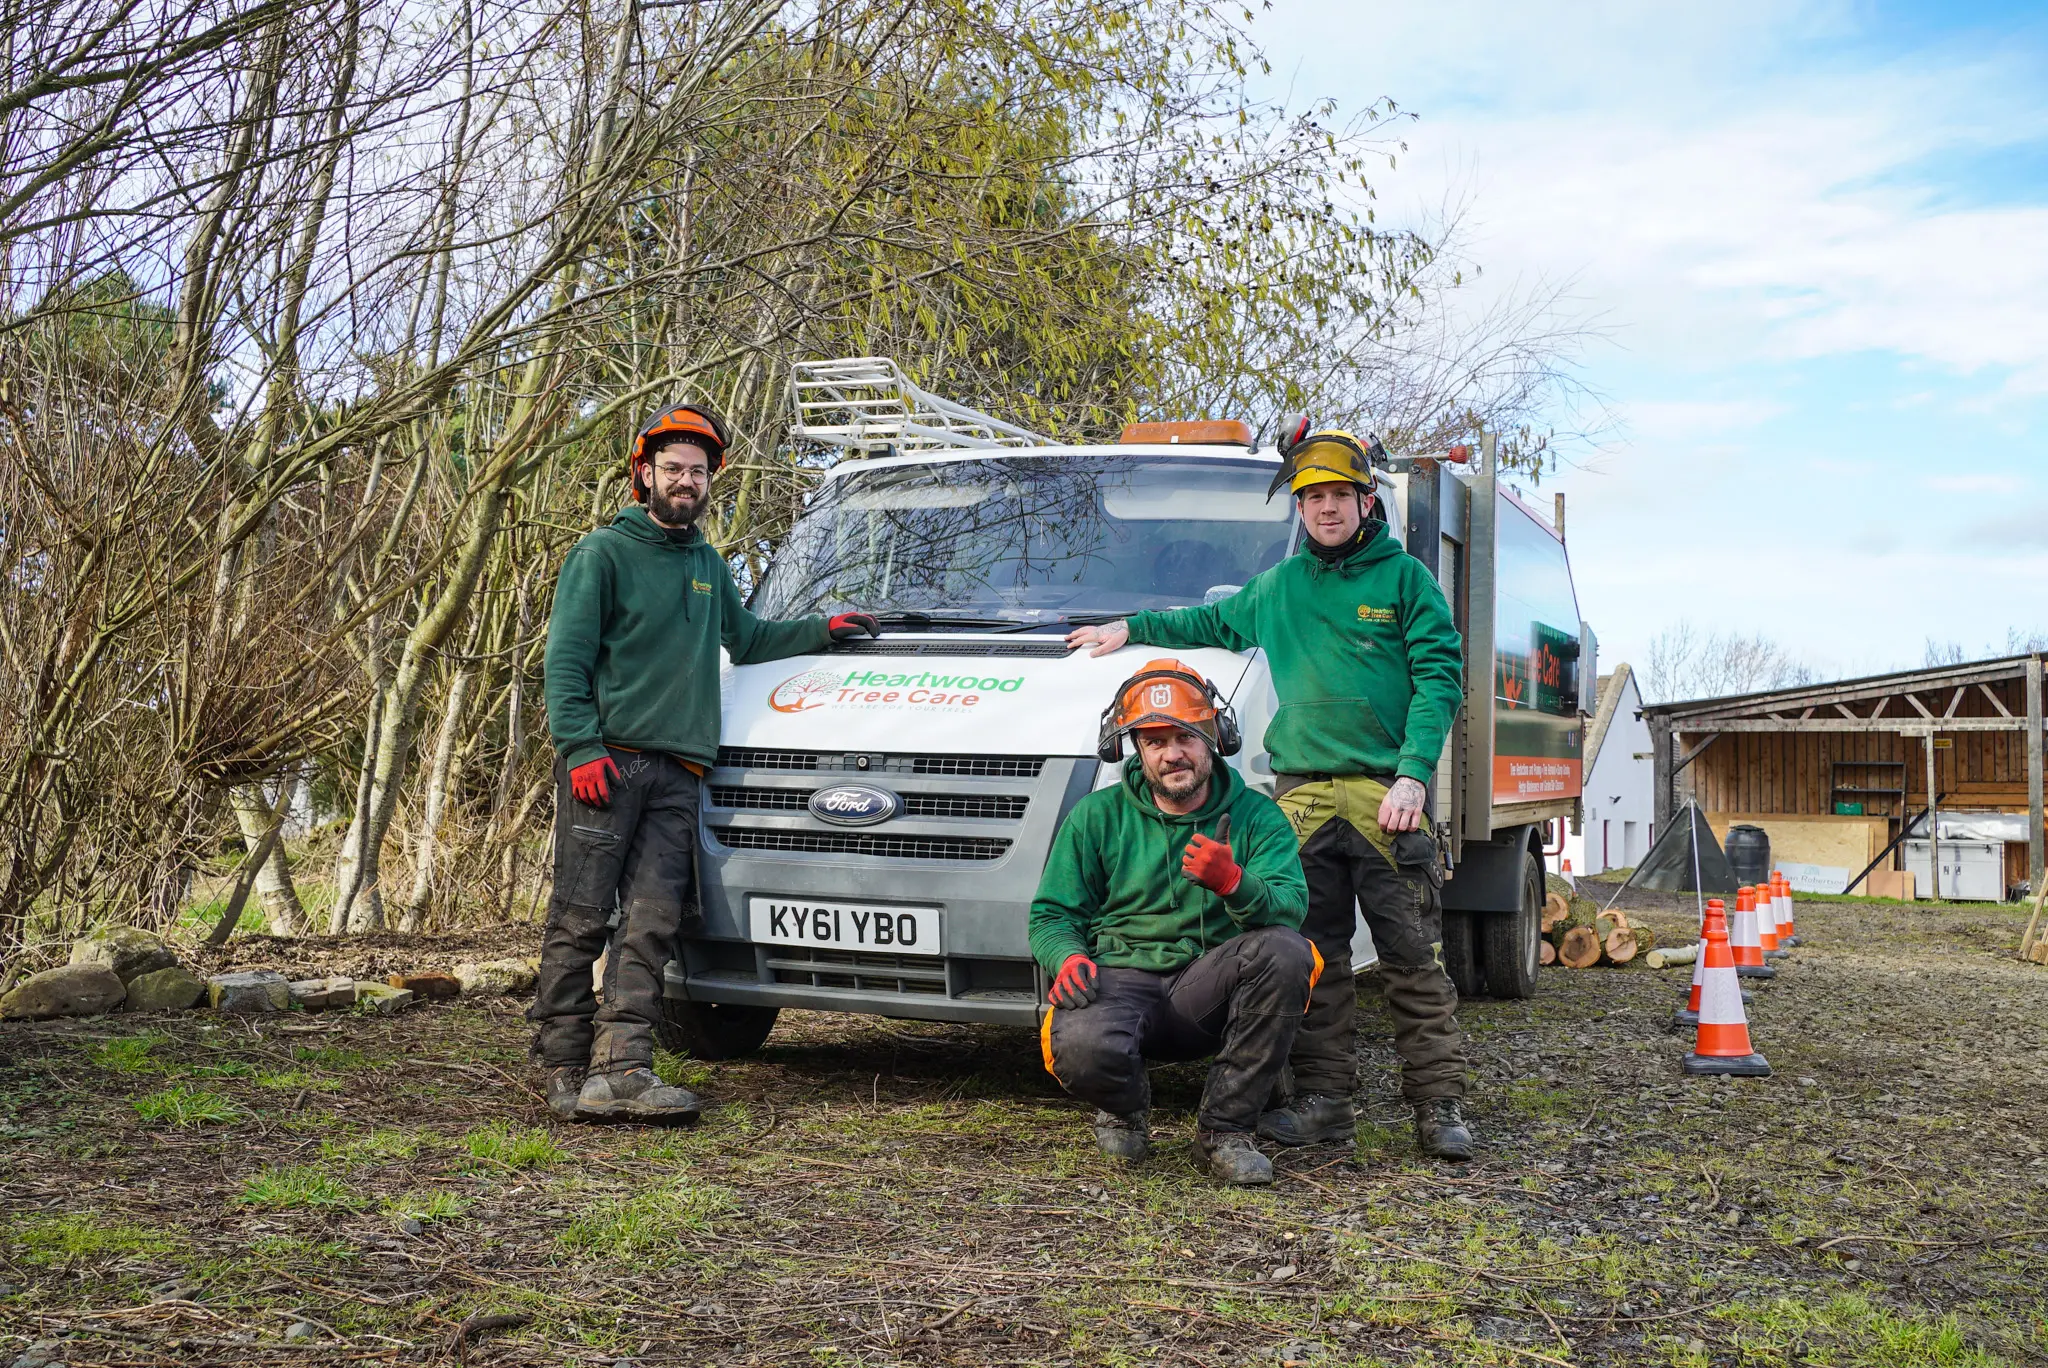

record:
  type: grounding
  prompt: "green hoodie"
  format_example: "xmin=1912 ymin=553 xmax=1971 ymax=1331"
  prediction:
xmin=1123 ymin=521 xmax=1463 ymax=784
xmin=1029 ymin=757 xmax=1307 ymax=977
xmin=545 ymin=504 xmax=830 ymax=770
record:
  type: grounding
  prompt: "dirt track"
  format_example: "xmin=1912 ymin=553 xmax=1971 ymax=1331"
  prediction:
xmin=4 ymin=889 xmax=2046 ymax=1366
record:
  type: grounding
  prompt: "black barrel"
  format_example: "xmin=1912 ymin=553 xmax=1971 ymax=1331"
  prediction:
xmin=1725 ymin=824 xmax=1771 ymax=888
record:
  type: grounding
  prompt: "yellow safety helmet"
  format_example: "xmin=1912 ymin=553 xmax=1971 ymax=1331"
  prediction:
xmin=1265 ymin=418 xmax=1382 ymax=500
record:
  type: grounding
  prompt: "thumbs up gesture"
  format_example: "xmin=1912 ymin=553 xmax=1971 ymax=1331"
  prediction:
xmin=1181 ymin=813 xmax=1242 ymax=895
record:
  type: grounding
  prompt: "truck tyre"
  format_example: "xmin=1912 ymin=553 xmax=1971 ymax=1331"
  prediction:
xmin=656 ymin=999 xmax=779 ymax=1060
xmin=1479 ymin=851 xmax=1544 ymax=1000
xmin=1440 ymin=910 xmax=1480 ymax=1001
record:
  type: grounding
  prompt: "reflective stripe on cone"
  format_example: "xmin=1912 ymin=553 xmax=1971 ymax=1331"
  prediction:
xmin=1684 ymin=900 xmax=1771 ymax=1078
xmin=1774 ymin=871 xmax=1800 ymax=946
xmin=1671 ymin=899 xmax=1717 ymax=1030
xmin=1731 ymin=887 xmax=1776 ymax=979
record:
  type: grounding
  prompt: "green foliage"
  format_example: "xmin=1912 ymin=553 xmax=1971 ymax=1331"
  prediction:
xmin=320 ymin=1128 xmax=425 ymax=1162
xmin=132 ymin=1085 xmax=242 ymax=1126
xmin=88 ymin=1034 xmax=169 ymax=1073
xmin=387 ymin=1190 xmax=470 ymax=1224
xmin=7 ymin=1211 xmax=178 ymax=1264
xmin=238 ymin=1165 xmax=359 ymax=1210
xmin=559 ymin=1179 xmax=736 ymax=1262
xmin=462 ymin=1123 xmax=566 ymax=1171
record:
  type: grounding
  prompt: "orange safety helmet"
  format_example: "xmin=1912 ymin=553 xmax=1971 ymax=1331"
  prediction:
xmin=628 ymin=403 xmax=730 ymax=501
xmin=1095 ymin=658 xmax=1243 ymax=762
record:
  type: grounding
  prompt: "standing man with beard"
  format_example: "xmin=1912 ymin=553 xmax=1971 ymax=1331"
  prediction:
xmin=1068 ymin=427 xmax=1471 ymax=1160
xmin=535 ymin=405 xmax=880 ymax=1123
xmin=1032 ymin=660 xmax=1314 ymax=1185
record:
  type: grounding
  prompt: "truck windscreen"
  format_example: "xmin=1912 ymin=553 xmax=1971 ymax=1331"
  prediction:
xmin=750 ymin=456 xmax=1293 ymax=622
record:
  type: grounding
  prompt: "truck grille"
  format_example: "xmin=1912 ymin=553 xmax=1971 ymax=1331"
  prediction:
xmin=710 ymin=827 xmax=1012 ymax=862
xmin=829 ymin=639 xmax=1070 ymax=658
xmin=717 ymin=748 xmax=1045 ymax=779
xmin=766 ymin=948 xmax=946 ymax=995
xmin=710 ymin=787 xmax=1027 ymax=821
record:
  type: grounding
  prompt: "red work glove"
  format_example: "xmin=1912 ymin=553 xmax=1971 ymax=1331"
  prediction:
xmin=1049 ymin=953 xmax=1099 ymax=1009
xmin=1181 ymin=813 xmax=1242 ymax=895
xmin=569 ymin=755 xmax=620 ymax=807
xmin=828 ymin=611 xmax=880 ymax=641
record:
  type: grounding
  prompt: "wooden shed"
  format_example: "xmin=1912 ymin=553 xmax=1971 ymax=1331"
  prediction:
xmin=1641 ymin=655 xmax=2045 ymax=898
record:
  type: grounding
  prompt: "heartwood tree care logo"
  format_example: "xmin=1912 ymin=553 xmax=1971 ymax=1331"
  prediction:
xmin=768 ymin=667 xmax=1027 ymax=714
xmin=1356 ymin=604 xmax=1395 ymax=623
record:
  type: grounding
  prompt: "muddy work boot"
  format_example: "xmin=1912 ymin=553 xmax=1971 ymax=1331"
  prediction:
xmin=1091 ymin=1109 xmax=1152 ymax=1163
xmin=1413 ymin=1097 xmax=1473 ymax=1161
xmin=574 ymin=1067 xmax=702 ymax=1125
xmin=1256 ymin=1093 xmax=1356 ymax=1147
xmin=541 ymin=1065 xmax=587 ymax=1121
xmin=1197 ymin=1130 xmax=1275 ymax=1186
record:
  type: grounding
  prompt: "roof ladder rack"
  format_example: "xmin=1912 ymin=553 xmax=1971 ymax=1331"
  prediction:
xmin=787 ymin=356 xmax=1049 ymax=459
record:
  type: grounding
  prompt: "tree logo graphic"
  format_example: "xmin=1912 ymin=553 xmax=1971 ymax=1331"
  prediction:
xmin=769 ymin=669 xmax=844 ymax=713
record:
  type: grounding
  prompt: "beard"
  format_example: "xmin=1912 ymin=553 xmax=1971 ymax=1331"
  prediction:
xmin=647 ymin=484 xmax=705 ymax=527
xmin=1143 ymin=748 xmax=1212 ymax=804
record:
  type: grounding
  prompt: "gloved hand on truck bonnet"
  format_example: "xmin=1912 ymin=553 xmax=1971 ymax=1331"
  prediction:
xmin=828 ymin=611 xmax=881 ymax=641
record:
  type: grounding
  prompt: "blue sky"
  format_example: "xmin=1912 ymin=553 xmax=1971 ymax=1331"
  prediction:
xmin=1250 ymin=0 xmax=2048 ymax=684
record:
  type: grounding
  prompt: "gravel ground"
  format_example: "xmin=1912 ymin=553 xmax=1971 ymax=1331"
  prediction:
xmin=3 ymin=888 xmax=2045 ymax=1367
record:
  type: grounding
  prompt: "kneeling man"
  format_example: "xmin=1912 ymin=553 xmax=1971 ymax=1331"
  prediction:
xmin=1031 ymin=660 xmax=1316 ymax=1185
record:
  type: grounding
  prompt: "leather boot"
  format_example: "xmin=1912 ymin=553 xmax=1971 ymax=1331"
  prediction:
xmin=1413 ymin=1097 xmax=1473 ymax=1161
xmin=1091 ymin=1109 xmax=1151 ymax=1163
xmin=574 ymin=1067 xmax=703 ymax=1125
xmin=542 ymin=1065 xmax=586 ymax=1121
xmin=1256 ymin=1093 xmax=1356 ymax=1146
xmin=1197 ymin=1130 xmax=1274 ymax=1186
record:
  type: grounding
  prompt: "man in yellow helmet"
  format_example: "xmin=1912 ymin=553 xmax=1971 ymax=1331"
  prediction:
xmin=1067 ymin=424 xmax=1472 ymax=1161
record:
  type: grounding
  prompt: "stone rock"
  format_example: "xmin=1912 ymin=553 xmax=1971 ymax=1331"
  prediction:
xmin=353 ymin=982 xmax=414 ymax=1015
xmin=453 ymin=959 xmax=537 ymax=995
xmin=68 ymin=926 xmax=176 ymax=985
xmin=122 ymin=966 xmax=205 ymax=1012
xmin=285 ymin=1322 xmax=319 ymax=1342
xmin=207 ymin=970 xmax=290 ymax=1013
xmin=288 ymin=976 xmax=357 ymax=1010
xmin=387 ymin=972 xmax=460 ymax=1001
xmin=11 ymin=1340 xmax=66 ymax=1368
xmin=0 ymin=964 xmax=126 ymax=1020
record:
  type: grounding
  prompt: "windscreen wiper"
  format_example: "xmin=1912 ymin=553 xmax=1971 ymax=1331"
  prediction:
xmin=990 ymin=612 xmax=1131 ymax=633
xmin=870 ymin=610 xmax=1020 ymax=630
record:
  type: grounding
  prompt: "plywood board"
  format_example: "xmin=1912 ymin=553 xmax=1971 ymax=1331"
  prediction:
xmin=1707 ymin=813 xmax=1890 ymax=873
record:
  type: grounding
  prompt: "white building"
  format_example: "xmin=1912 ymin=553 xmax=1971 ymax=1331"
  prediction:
xmin=1562 ymin=663 xmax=1656 ymax=877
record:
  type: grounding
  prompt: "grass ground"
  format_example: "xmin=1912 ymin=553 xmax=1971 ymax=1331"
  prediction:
xmin=4 ymin=889 xmax=2046 ymax=1366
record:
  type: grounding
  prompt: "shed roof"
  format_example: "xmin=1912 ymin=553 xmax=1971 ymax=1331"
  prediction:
xmin=1641 ymin=653 xmax=2041 ymax=735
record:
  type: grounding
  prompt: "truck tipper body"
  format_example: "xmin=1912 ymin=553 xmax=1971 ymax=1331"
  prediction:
xmin=656 ymin=360 xmax=1585 ymax=1059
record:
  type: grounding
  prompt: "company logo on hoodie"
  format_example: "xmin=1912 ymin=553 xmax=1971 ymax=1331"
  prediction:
xmin=768 ymin=667 xmax=1026 ymax=714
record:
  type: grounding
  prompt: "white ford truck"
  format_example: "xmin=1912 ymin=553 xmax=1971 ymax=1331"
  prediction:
xmin=657 ymin=359 xmax=1588 ymax=1059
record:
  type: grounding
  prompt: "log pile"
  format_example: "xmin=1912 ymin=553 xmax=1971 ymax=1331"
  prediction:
xmin=1540 ymin=891 xmax=1654 ymax=969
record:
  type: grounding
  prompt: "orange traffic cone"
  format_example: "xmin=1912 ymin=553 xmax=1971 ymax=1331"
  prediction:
xmin=1561 ymin=857 xmax=1576 ymax=890
xmin=1683 ymin=901 xmax=1772 ymax=1077
xmin=1759 ymin=881 xmax=1788 ymax=960
xmin=1671 ymin=898 xmax=1719 ymax=1029
xmin=1774 ymin=871 xmax=1801 ymax=946
xmin=1730 ymin=887 xmax=1776 ymax=979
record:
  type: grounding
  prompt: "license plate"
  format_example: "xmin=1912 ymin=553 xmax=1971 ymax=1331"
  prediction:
xmin=747 ymin=897 xmax=943 ymax=954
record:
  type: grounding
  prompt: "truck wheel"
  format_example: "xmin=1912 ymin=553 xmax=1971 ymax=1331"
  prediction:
xmin=656 ymin=999 xmax=779 ymax=1060
xmin=1440 ymin=910 xmax=1480 ymax=1000
xmin=1479 ymin=851 xmax=1543 ymax=1000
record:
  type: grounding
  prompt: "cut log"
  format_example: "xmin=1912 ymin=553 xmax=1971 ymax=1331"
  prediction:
xmin=1646 ymin=944 xmax=1698 ymax=970
xmin=1557 ymin=925 xmax=1602 ymax=969
xmin=1603 ymin=927 xmax=1639 ymax=964
xmin=1541 ymin=893 xmax=1571 ymax=932
xmin=1539 ymin=939 xmax=1557 ymax=966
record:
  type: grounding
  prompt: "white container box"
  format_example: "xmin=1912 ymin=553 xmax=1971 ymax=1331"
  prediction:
xmin=1901 ymin=838 xmax=2004 ymax=901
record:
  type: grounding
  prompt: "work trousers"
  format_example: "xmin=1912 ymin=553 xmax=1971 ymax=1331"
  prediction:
xmin=529 ymin=749 xmax=701 ymax=1072
xmin=1280 ymin=778 xmax=1467 ymax=1104
xmin=1041 ymin=926 xmax=1318 ymax=1133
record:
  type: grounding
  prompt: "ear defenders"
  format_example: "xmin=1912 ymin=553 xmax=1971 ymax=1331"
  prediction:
xmin=1094 ymin=663 xmax=1243 ymax=764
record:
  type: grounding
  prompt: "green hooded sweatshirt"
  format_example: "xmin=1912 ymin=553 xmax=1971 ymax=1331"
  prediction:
xmin=1028 ymin=757 xmax=1307 ymax=977
xmin=545 ymin=504 xmax=830 ymax=770
xmin=1123 ymin=521 xmax=1463 ymax=784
